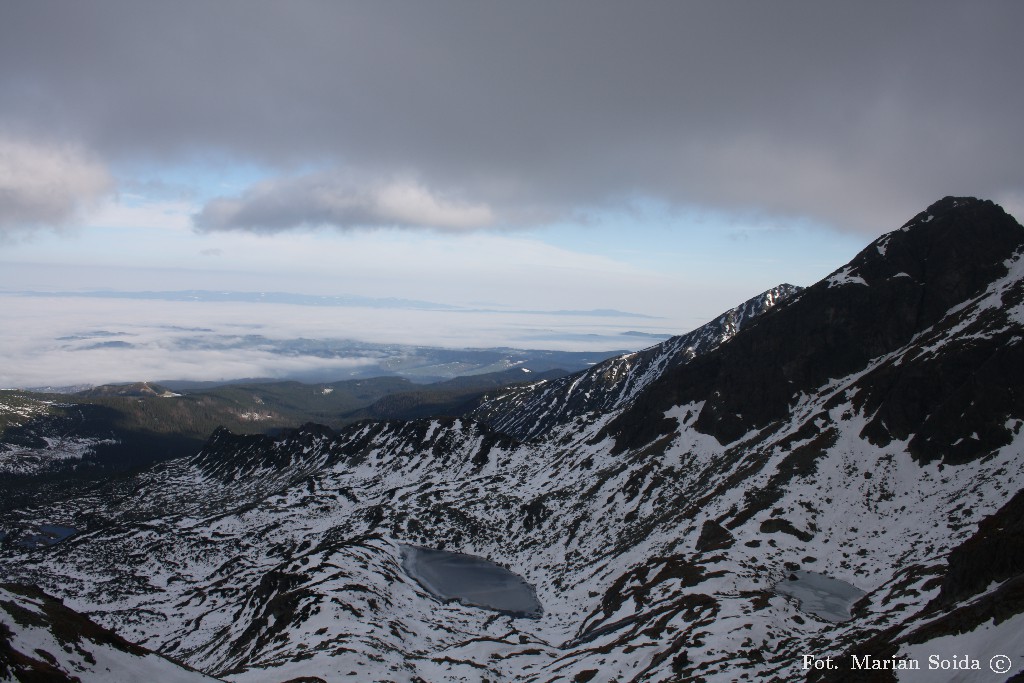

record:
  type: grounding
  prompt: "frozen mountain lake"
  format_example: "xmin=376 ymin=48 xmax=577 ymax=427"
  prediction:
xmin=400 ymin=544 xmax=542 ymax=618
xmin=775 ymin=570 xmax=866 ymax=622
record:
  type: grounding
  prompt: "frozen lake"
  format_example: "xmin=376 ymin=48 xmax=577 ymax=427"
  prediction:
xmin=401 ymin=544 xmax=542 ymax=618
xmin=775 ymin=570 xmax=866 ymax=622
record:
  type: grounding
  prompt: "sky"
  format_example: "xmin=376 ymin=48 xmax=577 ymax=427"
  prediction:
xmin=1 ymin=1 xmax=1023 ymax=387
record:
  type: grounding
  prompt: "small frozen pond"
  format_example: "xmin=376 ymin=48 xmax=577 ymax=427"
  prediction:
xmin=16 ymin=524 xmax=78 ymax=548
xmin=775 ymin=570 xmax=866 ymax=622
xmin=400 ymin=544 xmax=542 ymax=618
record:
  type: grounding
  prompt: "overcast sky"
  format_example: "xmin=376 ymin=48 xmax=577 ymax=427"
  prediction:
xmin=2 ymin=1 xmax=1023 ymax=385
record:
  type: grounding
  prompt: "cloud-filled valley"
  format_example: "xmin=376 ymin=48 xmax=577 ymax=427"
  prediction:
xmin=0 ymin=293 xmax=677 ymax=389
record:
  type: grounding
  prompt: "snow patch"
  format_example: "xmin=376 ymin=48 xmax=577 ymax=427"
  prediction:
xmin=828 ymin=265 xmax=868 ymax=288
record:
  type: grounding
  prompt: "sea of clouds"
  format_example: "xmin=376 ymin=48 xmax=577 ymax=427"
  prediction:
xmin=0 ymin=294 xmax=677 ymax=389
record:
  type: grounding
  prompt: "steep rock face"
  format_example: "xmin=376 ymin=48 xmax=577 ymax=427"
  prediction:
xmin=606 ymin=196 xmax=1024 ymax=451
xmin=472 ymin=283 xmax=800 ymax=441
xmin=1 ymin=198 xmax=1022 ymax=682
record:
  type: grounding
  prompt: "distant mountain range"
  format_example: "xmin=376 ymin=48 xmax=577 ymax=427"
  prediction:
xmin=8 ymin=288 xmax=659 ymax=318
xmin=2 ymin=197 xmax=1023 ymax=681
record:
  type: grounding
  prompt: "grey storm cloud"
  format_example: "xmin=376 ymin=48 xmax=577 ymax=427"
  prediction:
xmin=0 ymin=136 xmax=112 ymax=234
xmin=1 ymin=1 xmax=1022 ymax=234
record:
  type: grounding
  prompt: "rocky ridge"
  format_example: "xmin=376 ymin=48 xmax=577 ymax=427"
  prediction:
xmin=471 ymin=283 xmax=801 ymax=442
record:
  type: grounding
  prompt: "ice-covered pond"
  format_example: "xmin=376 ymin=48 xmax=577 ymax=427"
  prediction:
xmin=775 ymin=570 xmax=866 ymax=622
xmin=14 ymin=524 xmax=77 ymax=548
xmin=400 ymin=544 xmax=542 ymax=618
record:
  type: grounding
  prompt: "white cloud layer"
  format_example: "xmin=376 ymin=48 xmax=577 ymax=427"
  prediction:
xmin=194 ymin=174 xmax=495 ymax=233
xmin=0 ymin=295 xmax=680 ymax=388
xmin=0 ymin=136 xmax=112 ymax=234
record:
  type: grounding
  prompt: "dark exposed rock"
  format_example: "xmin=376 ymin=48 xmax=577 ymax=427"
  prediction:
xmin=932 ymin=487 xmax=1024 ymax=608
xmin=695 ymin=519 xmax=735 ymax=552
xmin=520 ymin=498 xmax=551 ymax=532
xmin=760 ymin=518 xmax=814 ymax=542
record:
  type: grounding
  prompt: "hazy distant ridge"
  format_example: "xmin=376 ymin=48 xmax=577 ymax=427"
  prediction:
xmin=8 ymin=289 xmax=655 ymax=317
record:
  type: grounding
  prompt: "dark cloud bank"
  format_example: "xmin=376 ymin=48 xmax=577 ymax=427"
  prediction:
xmin=1 ymin=1 xmax=1022 ymax=234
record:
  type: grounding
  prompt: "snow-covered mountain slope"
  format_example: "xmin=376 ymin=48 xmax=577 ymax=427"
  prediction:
xmin=471 ymin=283 xmax=800 ymax=441
xmin=1 ymin=197 xmax=1023 ymax=682
xmin=0 ymin=583 xmax=220 ymax=682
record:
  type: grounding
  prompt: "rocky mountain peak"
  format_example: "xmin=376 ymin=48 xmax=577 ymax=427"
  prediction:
xmin=608 ymin=197 xmax=1024 ymax=449
xmin=834 ymin=196 xmax=1023 ymax=319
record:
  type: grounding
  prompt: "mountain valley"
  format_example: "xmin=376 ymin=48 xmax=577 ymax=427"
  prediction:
xmin=2 ymin=197 xmax=1023 ymax=682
